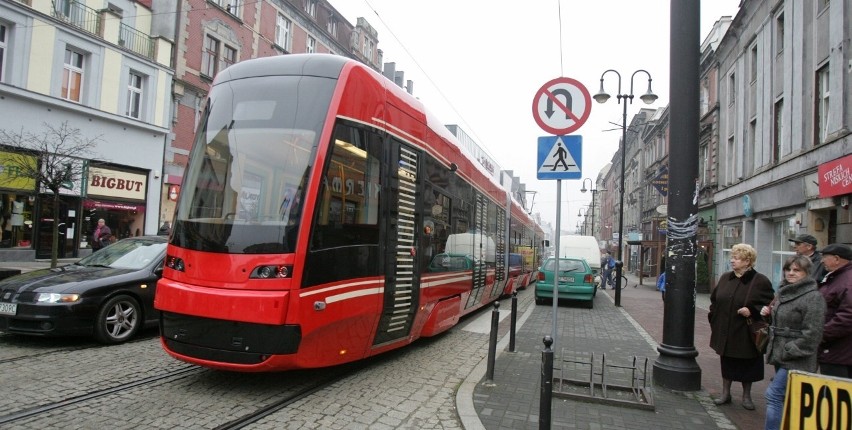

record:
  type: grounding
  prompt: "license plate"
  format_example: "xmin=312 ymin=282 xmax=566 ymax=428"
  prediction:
xmin=559 ymin=276 xmax=574 ymax=283
xmin=0 ymin=302 xmax=16 ymax=316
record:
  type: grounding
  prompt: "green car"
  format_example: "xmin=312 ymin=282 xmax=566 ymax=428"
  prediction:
xmin=535 ymin=257 xmax=597 ymax=308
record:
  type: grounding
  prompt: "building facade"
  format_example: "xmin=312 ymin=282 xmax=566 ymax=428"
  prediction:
xmin=0 ymin=0 xmax=174 ymax=261
xmin=714 ymin=0 xmax=850 ymax=286
xmin=599 ymin=0 xmax=851 ymax=289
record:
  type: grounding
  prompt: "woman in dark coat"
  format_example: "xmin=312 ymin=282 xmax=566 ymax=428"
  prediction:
xmin=709 ymin=243 xmax=775 ymax=410
xmin=760 ymin=255 xmax=825 ymax=430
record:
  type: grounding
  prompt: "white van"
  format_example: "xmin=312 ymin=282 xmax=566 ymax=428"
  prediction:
xmin=558 ymin=235 xmax=602 ymax=278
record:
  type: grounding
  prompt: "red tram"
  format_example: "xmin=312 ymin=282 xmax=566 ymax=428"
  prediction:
xmin=154 ymin=54 xmax=544 ymax=371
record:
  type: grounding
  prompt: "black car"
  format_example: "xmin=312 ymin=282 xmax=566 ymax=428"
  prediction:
xmin=0 ymin=236 xmax=167 ymax=344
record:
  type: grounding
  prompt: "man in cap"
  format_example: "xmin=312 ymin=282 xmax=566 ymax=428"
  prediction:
xmin=789 ymin=234 xmax=826 ymax=281
xmin=817 ymin=243 xmax=852 ymax=378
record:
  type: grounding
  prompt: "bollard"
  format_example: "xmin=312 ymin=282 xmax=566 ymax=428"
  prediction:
xmin=540 ymin=335 xmax=553 ymax=430
xmin=486 ymin=301 xmax=500 ymax=381
xmin=614 ymin=260 xmax=624 ymax=307
xmin=509 ymin=291 xmax=518 ymax=352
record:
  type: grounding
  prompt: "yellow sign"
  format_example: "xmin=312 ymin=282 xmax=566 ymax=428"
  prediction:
xmin=0 ymin=151 xmax=37 ymax=191
xmin=783 ymin=370 xmax=852 ymax=429
xmin=518 ymin=246 xmax=535 ymax=267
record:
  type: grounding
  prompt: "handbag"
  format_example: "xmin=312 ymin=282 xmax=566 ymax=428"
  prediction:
xmin=747 ymin=317 xmax=770 ymax=354
xmin=743 ymin=276 xmax=772 ymax=354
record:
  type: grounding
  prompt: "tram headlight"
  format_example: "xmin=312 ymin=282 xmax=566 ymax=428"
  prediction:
xmin=250 ymin=265 xmax=292 ymax=279
xmin=166 ymin=255 xmax=185 ymax=272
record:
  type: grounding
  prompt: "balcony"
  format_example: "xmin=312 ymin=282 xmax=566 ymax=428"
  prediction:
xmin=119 ymin=23 xmax=154 ymax=59
xmin=52 ymin=0 xmax=99 ymax=35
xmin=52 ymin=0 xmax=155 ymax=60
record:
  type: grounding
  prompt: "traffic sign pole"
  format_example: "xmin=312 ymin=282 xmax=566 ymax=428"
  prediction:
xmin=531 ymin=77 xmax=592 ymax=347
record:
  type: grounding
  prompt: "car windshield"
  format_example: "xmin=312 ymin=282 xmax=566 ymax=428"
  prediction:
xmin=78 ymin=239 xmax=166 ymax=270
xmin=543 ymin=259 xmax=585 ymax=272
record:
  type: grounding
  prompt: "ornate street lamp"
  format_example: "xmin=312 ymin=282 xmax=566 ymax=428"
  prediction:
xmin=593 ymin=69 xmax=656 ymax=306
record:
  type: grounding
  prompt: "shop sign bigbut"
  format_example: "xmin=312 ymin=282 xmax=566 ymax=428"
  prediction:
xmin=87 ymin=167 xmax=147 ymax=200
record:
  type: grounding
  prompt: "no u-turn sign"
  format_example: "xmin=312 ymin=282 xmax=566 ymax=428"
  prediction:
xmin=532 ymin=77 xmax=592 ymax=135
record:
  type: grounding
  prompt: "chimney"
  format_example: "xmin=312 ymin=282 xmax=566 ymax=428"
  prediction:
xmin=383 ymin=62 xmax=396 ymax=81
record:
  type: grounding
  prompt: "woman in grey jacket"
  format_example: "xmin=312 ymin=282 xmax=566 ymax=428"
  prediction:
xmin=760 ymin=255 xmax=826 ymax=430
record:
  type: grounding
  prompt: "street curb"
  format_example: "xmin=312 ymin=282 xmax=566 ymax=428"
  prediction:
xmin=456 ymin=298 xmax=537 ymax=430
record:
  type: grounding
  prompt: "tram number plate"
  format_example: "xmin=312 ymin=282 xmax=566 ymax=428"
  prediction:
xmin=558 ymin=276 xmax=573 ymax=283
xmin=0 ymin=303 xmax=16 ymax=316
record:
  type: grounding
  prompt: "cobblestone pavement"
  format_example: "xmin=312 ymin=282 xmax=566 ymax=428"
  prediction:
xmin=1 ymin=259 xmax=773 ymax=429
xmin=466 ymin=275 xmax=772 ymax=430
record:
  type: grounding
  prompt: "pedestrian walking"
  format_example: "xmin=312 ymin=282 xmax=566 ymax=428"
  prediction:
xmin=91 ymin=218 xmax=112 ymax=251
xmin=817 ymin=243 xmax=852 ymax=378
xmin=761 ymin=255 xmax=825 ymax=430
xmin=709 ymin=243 xmax=775 ymax=410
xmin=601 ymin=251 xmax=614 ymax=290
xmin=788 ymin=234 xmax=827 ymax=281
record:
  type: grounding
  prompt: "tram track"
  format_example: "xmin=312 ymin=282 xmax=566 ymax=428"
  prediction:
xmin=0 ymin=365 xmax=205 ymax=426
xmin=0 ymin=344 xmax=97 ymax=365
xmin=0 ymin=330 xmax=159 ymax=364
xmin=0 ymin=335 xmax=155 ymax=365
xmin=214 ymin=359 xmax=373 ymax=430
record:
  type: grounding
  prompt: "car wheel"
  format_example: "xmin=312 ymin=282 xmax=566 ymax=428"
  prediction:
xmin=586 ymin=299 xmax=594 ymax=309
xmin=94 ymin=295 xmax=142 ymax=344
xmin=535 ymin=295 xmax=544 ymax=305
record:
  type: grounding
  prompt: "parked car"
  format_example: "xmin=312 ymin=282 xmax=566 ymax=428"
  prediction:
xmin=535 ymin=257 xmax=597 ymax=308
xmin=0 ymin=236 xmax=167 ymax=344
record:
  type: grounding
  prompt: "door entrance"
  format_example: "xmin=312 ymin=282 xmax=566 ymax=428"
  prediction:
xmin=35 ymin=196 xmax=79 ymax=259
xmin=374 ymin=141 xmax=420 ymax=346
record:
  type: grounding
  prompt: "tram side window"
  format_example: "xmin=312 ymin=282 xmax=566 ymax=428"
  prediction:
xmin=422 ymin=184 xmax=452 ymax=272
xmin=311 ymin=122 xmax=381 ymax=249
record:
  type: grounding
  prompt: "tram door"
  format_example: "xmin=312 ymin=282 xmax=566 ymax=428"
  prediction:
xmin=374 ymin=139 xmax=420 ymax=346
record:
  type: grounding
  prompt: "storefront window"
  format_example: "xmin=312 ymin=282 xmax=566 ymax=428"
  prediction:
xmin=82 ymin=200 xmax=146 ymax=248
xmin=771 ymin=217 xmax=797 ymax=288
xmin=720 ymin=224 xmax=742 ymax=273
xmin=1 ymin=193 xmax=34 ymax=248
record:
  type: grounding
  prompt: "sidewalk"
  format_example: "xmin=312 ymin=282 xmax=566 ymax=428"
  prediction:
xmin=459 ymin=273 xmax=773 ymax=429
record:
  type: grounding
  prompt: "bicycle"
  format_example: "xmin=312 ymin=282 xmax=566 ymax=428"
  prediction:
xmin=603 ymin=269 xmax=630 ymax=289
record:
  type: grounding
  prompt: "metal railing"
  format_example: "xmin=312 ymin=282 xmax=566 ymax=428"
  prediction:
xmin=52 ymin=0 xmax=99 ymax=36
xmin=119 ymin=23 xmax=154 ymax=59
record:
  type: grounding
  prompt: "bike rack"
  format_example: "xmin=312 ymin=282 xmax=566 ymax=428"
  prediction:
xmin=551 ymin=350 xmax=655 ymax=410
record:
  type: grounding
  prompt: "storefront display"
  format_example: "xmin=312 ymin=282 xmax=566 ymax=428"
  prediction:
xmin=0 ymin=150 xmax=37 ymax=249
xmin=83 ymin=166 xmax=148 ymax=248
xmin=1 ymin=194 xmax=34 ymax=248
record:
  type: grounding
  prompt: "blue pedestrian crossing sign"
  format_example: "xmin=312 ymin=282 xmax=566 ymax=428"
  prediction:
xmin=537 ymin=135 xmax=582 ymax=180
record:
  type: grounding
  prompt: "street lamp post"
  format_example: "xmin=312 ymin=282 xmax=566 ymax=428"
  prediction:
xmin=581 ymin=178 xmax=605 ymax=242
xmin=577 ymin=207 xmax=588 ymax=235
xmin=594 ymin=69 xmax=657 ymax=307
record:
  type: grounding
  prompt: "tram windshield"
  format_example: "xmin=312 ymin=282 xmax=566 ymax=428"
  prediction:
xmin=172 ymin=75 xmax=337 ymax=254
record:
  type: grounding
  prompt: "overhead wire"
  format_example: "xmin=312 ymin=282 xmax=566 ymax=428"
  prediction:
xmin=358 ymin=0 xmax=502 ymax=163
xmin=558 ymin=0 xmax=564 ymax=77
